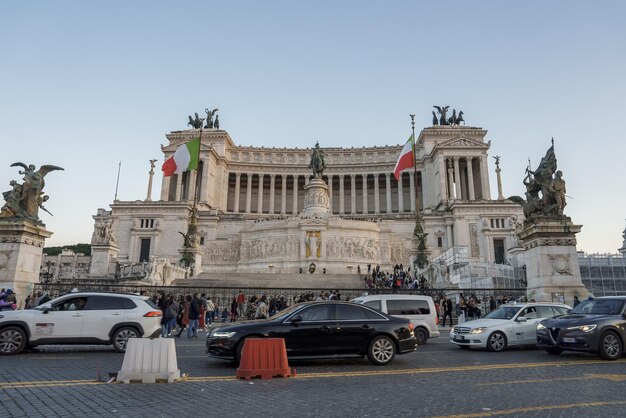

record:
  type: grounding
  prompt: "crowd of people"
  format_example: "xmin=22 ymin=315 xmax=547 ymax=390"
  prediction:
xmin=0 ymin=288 xmax=17 ymax=311
xmin=363 ymin=264 xmax=428 ymax=290
xmin=148 ymin=289 xmax=345 ymax=338
xmin=435 ymin=293 xmax=525 ymax=326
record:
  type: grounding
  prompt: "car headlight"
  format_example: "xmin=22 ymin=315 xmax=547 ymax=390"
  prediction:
xmin=537 ymin=323 xmax=547 ymax=330
xmin=566 ymin=324 xmax=597 ymax=332
xmin=212 ymin=331 xmax=237 ymax=338
xmin=469 ymin=327 xmax=487 ymax=335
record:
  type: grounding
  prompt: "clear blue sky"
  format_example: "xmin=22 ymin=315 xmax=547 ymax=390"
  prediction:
xmin=1 ymin=1 xmax=624 ymax=253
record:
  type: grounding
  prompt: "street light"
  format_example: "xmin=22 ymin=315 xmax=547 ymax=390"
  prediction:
xmin=43 ymin=260 xmax=53 ymax=290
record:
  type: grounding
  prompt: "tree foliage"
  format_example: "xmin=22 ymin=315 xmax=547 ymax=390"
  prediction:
xmin=44 ymin=243 xmax=92 ymax=256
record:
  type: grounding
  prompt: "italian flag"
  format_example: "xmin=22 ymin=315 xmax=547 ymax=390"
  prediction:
xmin=161 ymin=138 xmax=200 ymax=176
xmin=393 ymin=134 xmax=415 ymax=181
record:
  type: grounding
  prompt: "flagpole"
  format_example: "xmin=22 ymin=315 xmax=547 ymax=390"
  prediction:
xmin=410 ymin=114 xmax=418 ymax=216
xmin=114 ymin=161 xmax=121 ymax=201
xmin=193 ymin=122 xmax=204 ymax=209
xmin=410 ymin=114 xmax=428 ymax=274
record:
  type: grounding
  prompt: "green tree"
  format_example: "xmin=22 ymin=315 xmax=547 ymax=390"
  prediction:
xmin=44 ymin=243 xmax=91 ymax=256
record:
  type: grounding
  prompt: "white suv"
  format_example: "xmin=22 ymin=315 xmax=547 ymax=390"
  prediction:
xmin=351 ymin=294 xmax=440 ymax=345
xmin=0 ymin=292 xmax=163 ymax=355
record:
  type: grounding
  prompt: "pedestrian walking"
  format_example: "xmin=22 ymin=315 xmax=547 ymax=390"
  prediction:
xmin=187 ymin=293 xmax=200 ymax=338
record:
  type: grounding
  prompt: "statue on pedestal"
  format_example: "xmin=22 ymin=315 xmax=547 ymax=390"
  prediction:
xmin=0 ymin=162 xmax=64 ymax=223
xmin=509 ymin=142 xmax=568 ymax=222
xmin=308 ymin=142 xmax=326 ymax=178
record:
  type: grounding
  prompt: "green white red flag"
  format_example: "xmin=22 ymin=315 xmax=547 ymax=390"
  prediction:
xmin=162 ymin=138 xmax=200 ymax=176
xmin=393 ymin=134 xmax=415 ymax=181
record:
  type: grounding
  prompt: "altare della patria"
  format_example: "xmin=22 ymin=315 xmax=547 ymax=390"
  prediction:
xmin=0 ymin=106 xmax=592 ymax=302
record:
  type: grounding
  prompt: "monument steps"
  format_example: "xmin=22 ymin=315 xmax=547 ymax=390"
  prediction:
xmin=173 ymin=272 xmax=367 ymax=289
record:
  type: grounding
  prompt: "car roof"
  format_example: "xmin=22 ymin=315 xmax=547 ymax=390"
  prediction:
xmin=501 ymin=302 xmax=571 ymax=308
xmin=57 ymin=291 xmax=148 ymax=300
xmin=352 ymin=294 xmax=433 ymax=301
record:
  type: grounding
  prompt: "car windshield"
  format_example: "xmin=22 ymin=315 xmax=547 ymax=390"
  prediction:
xmin=571 ymin=299 xmax=625 ymax=315
xmin=484 ymin=306 xmax=521 ymax=320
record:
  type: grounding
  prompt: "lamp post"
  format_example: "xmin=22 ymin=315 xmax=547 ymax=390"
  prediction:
xmin=43 ymin=260 xmax=53 ymax=290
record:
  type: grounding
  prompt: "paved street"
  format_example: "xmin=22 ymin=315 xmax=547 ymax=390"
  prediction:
xmin=2 ymin=330 xmax=626 ymax=417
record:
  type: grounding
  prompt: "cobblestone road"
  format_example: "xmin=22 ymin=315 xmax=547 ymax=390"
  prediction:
xmin=2 ymin=331 xmax=626 ymax=417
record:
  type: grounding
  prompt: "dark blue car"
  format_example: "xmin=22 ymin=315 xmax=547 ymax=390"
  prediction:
xmin=537 ymin=296 xmax=626 ymax=360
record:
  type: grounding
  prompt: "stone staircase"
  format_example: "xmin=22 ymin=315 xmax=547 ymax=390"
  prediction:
xmin=173 ymin=272 xmax=367 ymax=289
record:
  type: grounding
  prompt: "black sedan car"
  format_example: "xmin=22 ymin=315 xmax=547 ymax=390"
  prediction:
xmin=206 ymin=301 xmax=417 ymax=365
xmin=537 ymin=296 xmax=626 ymax=360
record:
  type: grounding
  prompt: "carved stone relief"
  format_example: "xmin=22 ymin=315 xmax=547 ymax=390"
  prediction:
xmin=547 ymin=254 xmax=572 ymax=275
xmin=469 ymin=223 xmax=479 ymax=257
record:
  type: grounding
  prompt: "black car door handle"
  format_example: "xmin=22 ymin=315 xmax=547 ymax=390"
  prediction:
xmin=321 ymin=325 xmax=330 ymax=332
xmin=361 ymin=325 xmax=370 ymax=329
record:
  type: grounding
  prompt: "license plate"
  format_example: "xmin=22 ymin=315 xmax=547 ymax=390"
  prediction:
xmin=562 ymin=337 xmax=576 ymax=343
xmin=454 ymin=336 xmax=465 ymax=342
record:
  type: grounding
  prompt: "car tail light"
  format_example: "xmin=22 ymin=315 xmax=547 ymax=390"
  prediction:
xmin=144 ymin=311 xmax=162 ymax=317
xmin=436 ymin=315 xmax=439 ymax=326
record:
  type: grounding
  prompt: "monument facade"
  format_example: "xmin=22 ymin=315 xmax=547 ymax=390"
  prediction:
xmin=95 ymin=111 xmax=524 ymax=283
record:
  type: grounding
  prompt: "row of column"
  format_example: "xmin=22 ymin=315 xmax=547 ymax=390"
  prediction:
xmin=229 ymin=172 xmax=418 ymax=215
xmin=442 ymin=156 xmax=490 ymax=201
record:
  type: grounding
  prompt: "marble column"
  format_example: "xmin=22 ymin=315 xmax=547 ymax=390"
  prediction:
xmin=467 ymin=157 xmax=476 ymax=201
xmin=440 ymin=156 xmax=448 ymax=201
xmin=339 ymin=175 xmax=345 ymax=214
xmin=481 ymin=155 xmax=491 ymax=199
xmin=374 ymin=173 xmax=380 ymax=214
xmin=280 ymin=174 xmax=287 ymax=214
xmin=362 ymin=174 xmax=368 ymax=214
xmin=160 ymin=174 xmax=170 ymax=201
xmin=200 ymin=159 xmax=210 ymax=202
xmin=327 ymin=174 xmax=333 ymax=213
xmin=409 ymin=171 xmax=416 ymax=212
xmin=175 ymin=174 xmax=183 ymax=201
xmin=385 ymin=173 xmax=392 ymax=213
xmin=234 ymin=173 xmax=241 ymax=213
xmin=245 ymin=172 xmax=252 ymax=213
xmin=188 ymin=172 xmax=197 ymax=201
xmin=454 ymin=157 xmax=461 ymax=200
xmin=257 ymin=174 xmax=264 ymax=213
xmin=269 ymin=174 xmax=276 ymax=214
xmin=350 ymin=174 xmax=356 ymax=214
xmin=446 ymin=223 xmax=453 ymax=249
xmin=292 ymin=174 xmax=299 ymax=214
xmin=447 ymin=159 xmax=455 ymax=201
xmin=397 ymin=173 xmax=404 ymax=212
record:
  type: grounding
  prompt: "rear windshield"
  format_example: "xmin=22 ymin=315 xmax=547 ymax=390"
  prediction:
xmin=571 ymin=299 xmax=625 ymax=315
xmin=144 ymin=298 xmax=159 ymax=309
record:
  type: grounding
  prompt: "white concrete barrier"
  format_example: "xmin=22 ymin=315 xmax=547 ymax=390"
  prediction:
xmin=117 ymin=338 xmax=180 ymax=384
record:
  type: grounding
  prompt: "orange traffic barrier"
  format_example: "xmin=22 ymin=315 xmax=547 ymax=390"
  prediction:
xmin=236 ymin=338 xmax=295 ymax=380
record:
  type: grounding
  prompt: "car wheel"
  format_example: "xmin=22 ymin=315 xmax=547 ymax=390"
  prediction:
xmin=599 ymin=331 xmax=622 ymax=361
xmin=486 ymin=331 xmax=507 ymax=352
xmin=112 ymin=327 xmax=140 ymax=353
xmin=545 ymin=347 xmax=563 ymax=355
xmin=415 ymin=327 xmax=428 ymax=345
xmin=367 ymin=335 xmax=396 ymax=365
xmin=0 ymin=326 xmax=27 ymax=355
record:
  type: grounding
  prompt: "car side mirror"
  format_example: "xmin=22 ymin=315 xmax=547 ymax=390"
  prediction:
xmin=516 ymin=317 xmax=527 ymax=323
xmin=40 ymin=303 xmax=52 ymax=313
xmin=291 ymin=315 xmax=303 ymax=326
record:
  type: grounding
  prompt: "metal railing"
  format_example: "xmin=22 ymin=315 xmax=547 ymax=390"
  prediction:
xmin=33 ymin=282 xmax=526 ymax=315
